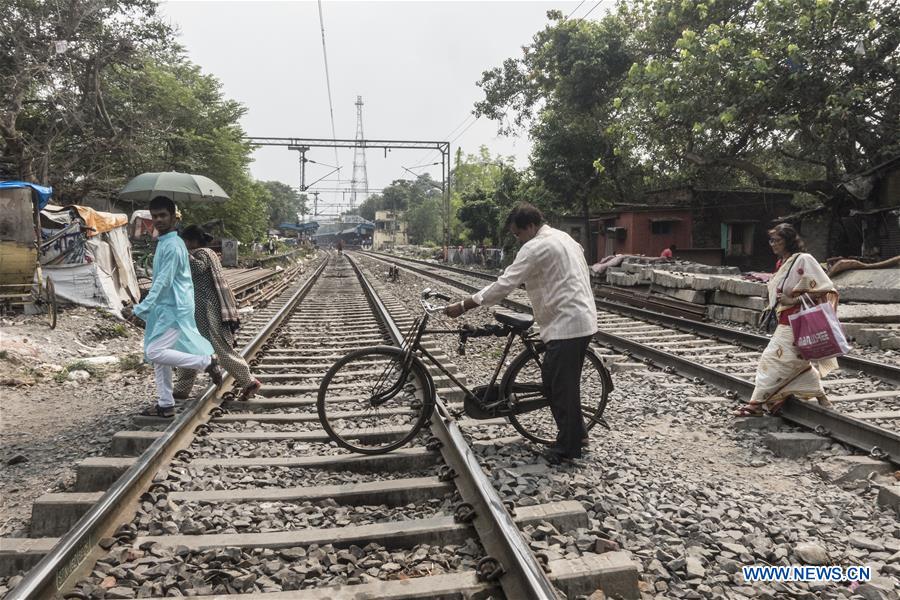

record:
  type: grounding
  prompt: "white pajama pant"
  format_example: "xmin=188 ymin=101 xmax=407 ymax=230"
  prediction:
xmin=146 ymin=328 xmax=211 ymax=407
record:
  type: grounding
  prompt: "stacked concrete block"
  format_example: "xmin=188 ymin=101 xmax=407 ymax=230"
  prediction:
xmin=606 ymin=271 xmax=643 ymax=287
xmin=705 ymin=304 xmax=762 ymax=326
xmin=716 ymin=277 xmax=767 ymax=297
xmin=602 ymin=259 xmax=898 ymax=348
xmin=831 ymin=268 xmax=900 ymax=303
xmin=712 ymin=291 xmax=768 ymax=311
xmin=659 ymin=287 xmax=709 ymax=304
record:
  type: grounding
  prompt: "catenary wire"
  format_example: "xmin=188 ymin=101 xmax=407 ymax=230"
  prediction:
xmin=317 ymin=0 xmax=342 ymax=184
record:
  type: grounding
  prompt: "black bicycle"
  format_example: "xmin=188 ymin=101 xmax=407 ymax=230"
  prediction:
xmin=317 ymin=289 xmax=613 ymax=454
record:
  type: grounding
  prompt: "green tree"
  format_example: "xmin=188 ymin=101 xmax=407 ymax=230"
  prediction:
xmin=458 ymin=189 xmax=500 ymax=244
xmin=475 ymin=10 xmax=641 ymax=217
xmin=261 ymin=181 xmax=307 ymax=227
xmin=0 ymin=0 xmax=172 ymax=191
xmin=617 ymin=0 xmax=900 ymax=195
xmin=406 ymin=197 xmax=443 ymax=244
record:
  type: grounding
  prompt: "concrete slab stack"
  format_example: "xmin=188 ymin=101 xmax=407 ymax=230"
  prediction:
xmin=599 ymin=259 xmax=900 ymax=348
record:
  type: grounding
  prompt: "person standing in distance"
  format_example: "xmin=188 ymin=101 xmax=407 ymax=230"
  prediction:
xmin=130 ymin=196 xmax=223 ymax=418
xmin=444 ymin=202 xmax=598 ymax=463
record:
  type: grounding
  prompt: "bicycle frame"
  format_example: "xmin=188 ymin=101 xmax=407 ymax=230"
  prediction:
xmin=405 ymin=310 xmax=543 ymax=412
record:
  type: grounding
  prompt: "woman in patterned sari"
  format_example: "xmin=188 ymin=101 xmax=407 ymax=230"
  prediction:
xmin=735 ymin=224 xmax=839 ymax=416
xmin=173 ymin=226 xmax=262 ymax=401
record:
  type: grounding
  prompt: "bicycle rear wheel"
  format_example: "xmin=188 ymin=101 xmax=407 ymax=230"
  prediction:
xmin=317 ymin=346 xmax=435 ymax=454
xmin=502 ymin=343 xmax=612 ymax=445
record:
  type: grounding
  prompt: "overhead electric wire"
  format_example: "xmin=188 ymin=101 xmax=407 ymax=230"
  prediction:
xmin=565 ymin=0 xmax=587 ymax=20
xmin=576 ymin=0 xmax=603 ymax=23
xmin=317 ymin=0 xmax=342 ymax=184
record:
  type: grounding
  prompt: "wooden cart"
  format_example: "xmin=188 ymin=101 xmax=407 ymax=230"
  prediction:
xmin=0 ymin=184 xmax=57 ymax=328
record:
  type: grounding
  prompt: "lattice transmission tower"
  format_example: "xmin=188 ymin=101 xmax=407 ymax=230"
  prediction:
xmin=350 ymin=96 xmax=369 ymax=211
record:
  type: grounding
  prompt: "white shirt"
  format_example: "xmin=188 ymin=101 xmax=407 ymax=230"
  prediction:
xmin=473 ymin=225 xmax=598 ymax=342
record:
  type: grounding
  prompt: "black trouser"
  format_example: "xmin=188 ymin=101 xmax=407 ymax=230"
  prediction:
xmin=541 ymin=335 xmax=591 ymax=457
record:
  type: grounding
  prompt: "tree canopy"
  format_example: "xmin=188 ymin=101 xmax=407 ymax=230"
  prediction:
xmin=0 ymin=0 xmax=298 ymax=243
xmin=475 ymin=0 xmax=900 ymax=209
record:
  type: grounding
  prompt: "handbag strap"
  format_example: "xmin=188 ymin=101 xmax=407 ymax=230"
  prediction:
xmin=799 ymin=293 xmax=815 ymax=310
xmin=769 ymin=254 xmax=800 ymax=310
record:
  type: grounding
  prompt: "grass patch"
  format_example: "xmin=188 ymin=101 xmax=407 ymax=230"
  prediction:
xmin=89 ymin=322 xmax=129 ymax=340
xmin=118 ymin=353 xmax=144 ymax=372
xmin=54 ymin=359 xmax=106 ymax=383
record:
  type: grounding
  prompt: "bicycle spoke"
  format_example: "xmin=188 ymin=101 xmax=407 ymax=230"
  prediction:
xmin=318 ymin=348 xmax=433 ymax=454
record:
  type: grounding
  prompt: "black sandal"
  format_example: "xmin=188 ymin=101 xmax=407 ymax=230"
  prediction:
xmin=139 ymin=404 xmax=174 ymax=418
xmin=205 ymin=356 xmax=224 ymax=386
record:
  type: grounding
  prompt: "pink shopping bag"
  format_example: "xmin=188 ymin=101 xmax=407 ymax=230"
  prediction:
xmin=788 ymin=295 xmax=851 ymax=360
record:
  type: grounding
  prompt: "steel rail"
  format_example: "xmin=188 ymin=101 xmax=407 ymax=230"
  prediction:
xmin=344 ymin=254 xmax=560 ymax=599
xmin=8 ymin=258 xmax=328 ymax=600
xmin=359 ymin=251 xmax=900 ymax=466
xmin=364 ymin=251 xmax=900 ymax=385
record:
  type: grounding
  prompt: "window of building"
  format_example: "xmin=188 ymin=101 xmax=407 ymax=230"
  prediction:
xmin=651 ymin=221 xmax=673 ymax=235
xmin=722 ymin=222 xmax=755 ymax=256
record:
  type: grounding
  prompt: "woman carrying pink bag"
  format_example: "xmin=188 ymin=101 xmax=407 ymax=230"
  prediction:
xmin=735 ymin=224 xmax=842 ymax=417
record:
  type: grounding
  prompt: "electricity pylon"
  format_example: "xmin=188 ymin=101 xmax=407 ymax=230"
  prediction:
xmin=350 ymin=96 xmax=369 ymax=211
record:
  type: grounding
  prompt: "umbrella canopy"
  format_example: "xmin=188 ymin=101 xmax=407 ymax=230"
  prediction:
xmin=118 ymin=172 xmax=230 ymax=203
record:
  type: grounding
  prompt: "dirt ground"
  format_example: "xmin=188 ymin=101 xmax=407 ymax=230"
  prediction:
xmin=0 ymin=307 xmax=156 ymax=537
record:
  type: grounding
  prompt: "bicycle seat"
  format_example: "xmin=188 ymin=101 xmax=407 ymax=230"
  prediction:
xmin=494 ymin=310 xmax=533 ymax=330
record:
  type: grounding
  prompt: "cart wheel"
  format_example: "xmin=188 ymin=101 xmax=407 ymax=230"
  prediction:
xmin=44 ymin=278 xmax=57 ymax=329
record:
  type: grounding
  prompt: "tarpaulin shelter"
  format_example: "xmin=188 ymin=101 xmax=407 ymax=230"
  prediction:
xmin=39 ymin=205 xmax=140 ymax=317
xmin=129 ymin=210 xmax=154 ymax=240
xmin=0 ymin=180 xmax=53 ymax=210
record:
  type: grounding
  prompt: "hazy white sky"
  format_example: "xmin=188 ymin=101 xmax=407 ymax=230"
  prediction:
xmin=160 ymin=0 xmax=608 ymax=216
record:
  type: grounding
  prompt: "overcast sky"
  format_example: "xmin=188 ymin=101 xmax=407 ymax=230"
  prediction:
xmin=160 ymin=0 xmax=608 ymax=217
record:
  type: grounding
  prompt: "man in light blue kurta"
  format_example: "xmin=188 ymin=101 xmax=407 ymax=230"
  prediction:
xmin=131 ymin=196 xmax=221 ymax=417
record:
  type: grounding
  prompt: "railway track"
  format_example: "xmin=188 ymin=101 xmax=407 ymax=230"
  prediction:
xmin=360 ymin=251 xmax=900 ymax=467
xmin=3 ymin=253 xmax=638 ymax=599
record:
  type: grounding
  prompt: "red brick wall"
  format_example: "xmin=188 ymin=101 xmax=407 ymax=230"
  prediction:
xmin=596 ymin=209 xmax=692 ymax=258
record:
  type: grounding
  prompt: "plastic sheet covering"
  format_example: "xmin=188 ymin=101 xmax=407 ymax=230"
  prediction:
xmin=71 ymin=205 xmax=127 ymax=237
xmin=0 ymin=180 xmax=53 ymax=209
xmin=42 ymin=262 xmax=123 ymax=318
xmin=40 ymin=221 xmax=87 ymax=265
xmin=129 ymin=210 xmax=154 ymax=239
xmin=104 ymin=226 xmax=140 ymax=303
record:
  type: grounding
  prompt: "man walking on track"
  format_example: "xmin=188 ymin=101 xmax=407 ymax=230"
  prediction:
xmin=130 ymin=196 xmax=223 ymax=418
xmin=444 ymin=202 xmax=598 ymax=463
xmin=173 ymin=225 xmax=262 ymax=401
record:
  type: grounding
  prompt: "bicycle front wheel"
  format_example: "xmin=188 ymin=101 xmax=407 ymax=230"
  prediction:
xmin=317 ymin=346 xmax=435 ymax=454
xmin=502 ymin=343 xmax=612 ymax=445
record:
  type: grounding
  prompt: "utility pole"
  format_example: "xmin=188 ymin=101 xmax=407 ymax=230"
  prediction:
xmin=311 ymin=191 xmax=320 ymax=219
xmin=350 ymin=96 xmax=369 ymax=211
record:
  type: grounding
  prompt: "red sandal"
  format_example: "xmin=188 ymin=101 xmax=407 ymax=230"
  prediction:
xmin=239 ymin=379 xmax=262 ymax=401
xmin=734 ymin=402 xmax=765 ymax=417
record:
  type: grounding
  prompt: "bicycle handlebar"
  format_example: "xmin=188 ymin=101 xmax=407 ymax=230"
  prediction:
xmin=420 ymin=287 xmax=452 ymax=315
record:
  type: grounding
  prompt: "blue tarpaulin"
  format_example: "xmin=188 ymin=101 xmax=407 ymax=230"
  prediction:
xmin=0 ymin=180 xmax=53 ymax=210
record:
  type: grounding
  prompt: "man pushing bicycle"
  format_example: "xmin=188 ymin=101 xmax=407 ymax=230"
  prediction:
xmin=444 ymin=202 xmax=598 ymax=463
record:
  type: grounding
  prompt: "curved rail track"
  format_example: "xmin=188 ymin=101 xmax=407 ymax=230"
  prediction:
xmin=4 ymin=253 xmax=638 ymax=600
xmin=361 ymin=251 xmax=900 ymax=466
